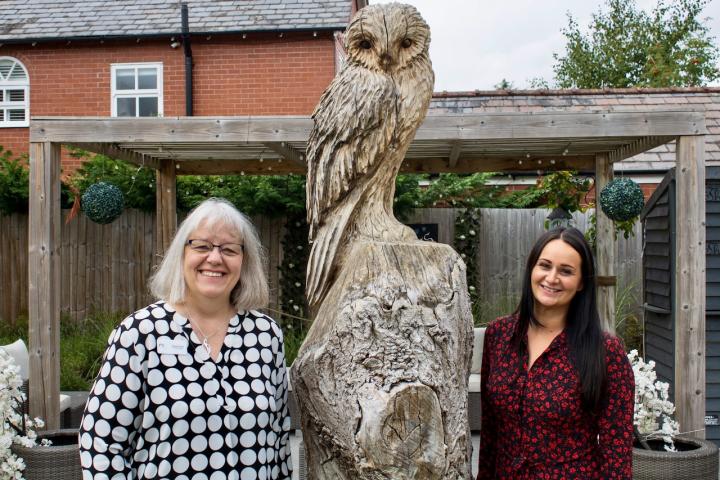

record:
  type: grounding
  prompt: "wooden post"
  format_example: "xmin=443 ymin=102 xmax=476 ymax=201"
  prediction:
xmin=28 ymin=141 xmax=61 ymax=429
xmin=156 ymin=159 xmax=177 ymax=258
xmin=595 ymin=153 xmax=616 ymax=333
xmin=675 ymin=135 xmax=706 ymax=439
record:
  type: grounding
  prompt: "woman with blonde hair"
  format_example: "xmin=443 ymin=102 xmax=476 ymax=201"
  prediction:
xmin=80 ymin=198 xmax=292 ymax=480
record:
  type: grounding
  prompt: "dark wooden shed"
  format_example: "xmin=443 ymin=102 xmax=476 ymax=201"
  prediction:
xmin=642 ymin=166 xmax=719 ymax=443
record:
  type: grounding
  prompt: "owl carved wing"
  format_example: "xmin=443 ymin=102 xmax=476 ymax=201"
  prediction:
xmin=306 ymin=65 xmax=398 ymax=307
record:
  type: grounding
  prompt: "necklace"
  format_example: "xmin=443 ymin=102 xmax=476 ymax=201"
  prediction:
xmin=187 ymin=316 xmax=223 ymax=356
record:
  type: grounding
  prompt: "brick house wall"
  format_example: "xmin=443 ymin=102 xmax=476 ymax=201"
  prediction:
xmin=0 ymin=31 xmax=337 ymax=171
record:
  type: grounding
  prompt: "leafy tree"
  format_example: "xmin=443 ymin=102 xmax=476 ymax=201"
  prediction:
xmin=494 ymin=78 xmax=515 ymax=90
xmin=553 ymin=0 xmax=719 ymax=88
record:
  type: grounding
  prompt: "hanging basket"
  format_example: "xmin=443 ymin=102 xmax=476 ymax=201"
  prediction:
xmin=633 ymin=436 xmax=719 ymax=480
xmin=81 ymin=181 xmax=125 ymax=224
xmin=11 ymin=429 xmax=82 ymax=480
xmin=599 ymin=178 xmax=644 ymax=221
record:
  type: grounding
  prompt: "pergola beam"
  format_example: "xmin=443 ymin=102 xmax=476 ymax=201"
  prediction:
xmin=263 ymin=141 xmax=305 ymax=166
xmin=31 ymin=111 xmax=706 ymax=144
xmin=607 ymin=136 xmax=673 ymax=163
xmin=447 ymin=141 xmax=462 ymax=168
xmin=25 ymin=110 xmax=707 ymax=430
xmin=69 ymin=142 xmax=161 ymax=170
xmin=171 ymin=155 xmax=595 ymax=176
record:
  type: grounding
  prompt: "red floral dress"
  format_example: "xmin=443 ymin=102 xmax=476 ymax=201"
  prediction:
xmin=476 ymin=315 xmax=634 ymax=479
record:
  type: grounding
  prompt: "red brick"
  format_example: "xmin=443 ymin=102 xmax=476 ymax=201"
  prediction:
xmin=0 ymin=32 xmax=336 ymax=172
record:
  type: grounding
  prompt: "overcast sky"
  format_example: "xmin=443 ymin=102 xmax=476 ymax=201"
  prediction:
xmin=371 ymin=0 xmax=720 ymax=91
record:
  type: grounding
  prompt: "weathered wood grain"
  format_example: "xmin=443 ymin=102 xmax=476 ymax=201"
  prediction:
xmin=674 ymin=135 xmax=706 ymax=439
xmin=28 ymin=141 xmax=61 ymax=429
xmin=294 ymin=241 xmax=473 ymax=479
xmin=595 ymin=153 xmax=616 ymax=333
xmin=155 ymin=159 xmax=177 ymax=257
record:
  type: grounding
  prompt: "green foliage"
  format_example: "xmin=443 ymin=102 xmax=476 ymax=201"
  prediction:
xmin=282 ymin=325 xmax=308 ymax=367
xmin=0 ymin=312 xmax=120 ymax=391
xmin=536 ymin=171 xmax=593 ymax=213
xmin=393 ymin=174 xmax=430 ymax=220
xmin=69 ymin=150 xmax=156 ymax=212
xmin=554 ymin=0 xmax=719 ymax=88
xmin=615 ymin=281 xmax=644 ymax=354
xmin=455 ymin=209 xmax=481 ymax=309
xmin=494 ymin=78 xmax=515 ymax=90
xmin=0 ymin=148 xmax=29 ymax=215
xmin=277 ymin=212 xmax=309 ymax=337
xmin=472 ymin=293 xmax=521 ymax=327
xmin=178 ymin=175 xmax=306 ymax=216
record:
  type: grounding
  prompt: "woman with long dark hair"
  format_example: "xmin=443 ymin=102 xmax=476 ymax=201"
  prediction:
xmin=476 ymin=227 xmax=634 ymax=479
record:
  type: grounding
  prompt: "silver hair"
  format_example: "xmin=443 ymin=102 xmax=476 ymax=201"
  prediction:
xmin=149 ymin=198 xmax=269 ymax=310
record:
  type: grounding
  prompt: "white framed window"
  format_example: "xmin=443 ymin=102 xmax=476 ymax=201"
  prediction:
xmin=0 ymin=57 xmax=30 ymax=128
xmin=111 ymin=63 xmax=163 ymax=117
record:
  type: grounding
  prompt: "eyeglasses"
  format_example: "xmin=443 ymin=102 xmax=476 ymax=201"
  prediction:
xmin=186 ymin=239 xmax=244 ymax=257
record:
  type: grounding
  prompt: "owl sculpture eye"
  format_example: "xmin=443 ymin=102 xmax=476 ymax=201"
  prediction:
xmin=401 ymin=38 xmax=412 ymax=48
xmin=359 ymin=39 xmax=372 ymax=50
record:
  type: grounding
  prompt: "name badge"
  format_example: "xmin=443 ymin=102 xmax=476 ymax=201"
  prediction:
xmin=157 ymin=336 xmax=188 ymax=355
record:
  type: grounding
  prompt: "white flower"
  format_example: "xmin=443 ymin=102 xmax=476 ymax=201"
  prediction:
xmin=630 ymin=351 xmax=680 ymax=450
xmin=0 ymin=349 xmax=48 ymax=478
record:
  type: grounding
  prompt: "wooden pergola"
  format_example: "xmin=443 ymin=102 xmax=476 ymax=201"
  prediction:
xmin=29 ymin=110 xmax=707 ymax=436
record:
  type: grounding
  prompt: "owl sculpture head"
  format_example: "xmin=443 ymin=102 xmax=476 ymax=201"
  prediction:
xmin=344 ymin=3 xmax=431 ymax=74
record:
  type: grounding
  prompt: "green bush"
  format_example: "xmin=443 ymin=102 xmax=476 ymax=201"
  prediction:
xmin=0 ymin=148 xmax=29 ymax=215
xmin=0 ymin=312 xmax=121 ymax=391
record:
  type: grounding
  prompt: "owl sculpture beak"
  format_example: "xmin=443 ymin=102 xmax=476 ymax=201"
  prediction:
xmin=380 ymin=52 xmax=394 ymax=70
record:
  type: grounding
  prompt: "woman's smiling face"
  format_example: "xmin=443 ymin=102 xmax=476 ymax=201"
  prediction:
xmin=183 ymin=222 xmax=243 ymax=304
xmin=530 ymin=238 xmax=583 ymax=314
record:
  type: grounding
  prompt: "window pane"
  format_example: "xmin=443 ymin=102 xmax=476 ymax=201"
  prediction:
xmin=0 ymin=60 xmax=12 ymax=79
xmin=7 ymin=89 xmax=24 ymax=102
xmin=116 ymin=97 xmax=136 ymax=117
xmin=0 ymin=110 xmax=4 ymax=121
xmin=138 ymin=97 xmax=158 ymax=117
xmin=137 ymin=68 xmax=157 ymax=89
xmin=115 ymin=69 xmax=135 ymax=90
xmin=0 ymin=91 xmax=3 ymax=102
xmin=8 ymin=109 xmax=25 ymax=121
xmin=8 ymin=64 xmax=27 ymax=81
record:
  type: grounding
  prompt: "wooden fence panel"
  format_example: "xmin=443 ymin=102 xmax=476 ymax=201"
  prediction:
xmin=0 ymin=208 xmax=643 ymax=325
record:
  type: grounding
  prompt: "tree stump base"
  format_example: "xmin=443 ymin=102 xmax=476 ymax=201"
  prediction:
xmin=294 ymin=240 xmax=474 ymax=479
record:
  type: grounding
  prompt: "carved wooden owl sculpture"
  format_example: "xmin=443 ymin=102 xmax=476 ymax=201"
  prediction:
xmin=306 ymin=3 xmax=434 ymax=311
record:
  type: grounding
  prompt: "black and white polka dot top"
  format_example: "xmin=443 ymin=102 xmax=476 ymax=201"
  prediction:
xmin=79 ymin=301 xmax=293 ymax=480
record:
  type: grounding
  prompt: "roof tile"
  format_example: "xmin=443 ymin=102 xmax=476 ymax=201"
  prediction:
xmin=428 ymin=91 xmax=720 ymax=171
xmin=0 ymin=0 xmax=351 ymax=40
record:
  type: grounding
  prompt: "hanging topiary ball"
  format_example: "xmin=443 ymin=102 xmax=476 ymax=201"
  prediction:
xmin=81 ymin=182 xmax=125 ymax=224
xmin=599 ymin=178 xmax=644 ymax=221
